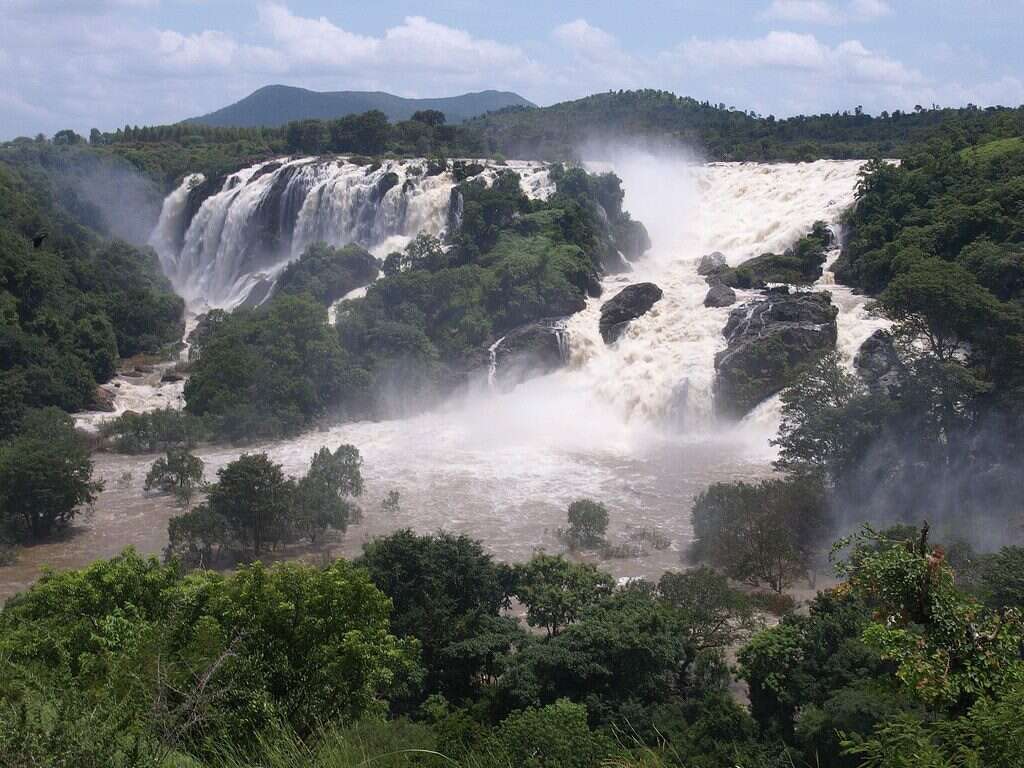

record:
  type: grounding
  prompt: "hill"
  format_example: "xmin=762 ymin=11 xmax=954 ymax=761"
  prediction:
xmin=468 ymin=89 xmax=1024 ymax=161
xmin=185 ymin=85 xmax=535 ymax=127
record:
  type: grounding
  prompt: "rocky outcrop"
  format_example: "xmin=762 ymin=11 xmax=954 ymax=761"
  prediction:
xmin=616 ymin=219 xmax=652 ymax=261
xmin=704 ymin=281 xmax=737 ymax=308
xmin=599 ymin=283 xmax=663 ymax=344
xmin=713 ymin=221 xmax=834 ymax=289
xmin=698 ymin=252 xmax=727 ymax=275
xmin=713 ymin=289 xmax=838 ymax=419
xmin=489 ymin=318 xmax=571 ymax=389
xmin=88 ymin=386 xmax=117 ymax=413
xmin=854 ymin=329 xmax=903 ymax=395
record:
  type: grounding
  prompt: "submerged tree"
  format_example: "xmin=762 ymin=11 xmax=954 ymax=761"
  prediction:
xmin=561 ymin=498 xmax=609 ymax=550
xmin=293 ymin=445 xmax=364 ymax=542
xmin=0 ymin=408 xmax=103 ymax=541
xmin=145 ymin=448 xmax=205 ymax=506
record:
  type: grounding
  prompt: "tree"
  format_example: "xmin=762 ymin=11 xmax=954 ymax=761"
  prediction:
xmin=0 ymin=408 xmax=103 ymax=540
xmin=658 ymin=567 xmax=759 ymax=651
xmin=513 ymin=554 xmax=614 ymax=637
xmin=411 ymin=109 xmax=446 ymax=127
xmin=205 ymin=453 xmax=293 ymax=556
xmin=144 ymin=448 xmax=204 ymax=506
xmin=293 ymin=445 xmax=364 ymax=542
xmin=690 ymin=476 xmax=827 ymax=592
xmin=357 ymin=530 xmax=516 ymax=701
xmin=561 ymin=499 xmax=609 ymax=550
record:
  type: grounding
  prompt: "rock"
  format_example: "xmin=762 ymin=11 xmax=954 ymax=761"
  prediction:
xmin=713 ymin=291 xmax=838 ymax=419
xmin=490 ymin=318 xmax=571 ymax=389
xmin=599 ymin=248 xmax=633 ymax=275
xmin=616 ymin=219 xmax=652 ymax=261
xmin=88 ymin=386 xmax=117 ymax=413
xmin=161 ymin=371 xmax=185 ymax=383
xmin=697 ymin=252 xmax=727 ymax=275
xmin=704 ymin=281 xmax=737 ymax=308
xmin=237 ymin=277 xmax=275 ymax=309
xmin=599 ymin=282 xmax=664 ymax=344
xmin=854 ymin=329 xmax=903 ymax=395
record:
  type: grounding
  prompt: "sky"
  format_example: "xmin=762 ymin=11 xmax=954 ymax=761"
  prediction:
xmin=2 ymin=0 xmax=1023 ymax=138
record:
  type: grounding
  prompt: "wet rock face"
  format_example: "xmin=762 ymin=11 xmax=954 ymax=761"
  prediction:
xmin=88 ymin=386 xmax=117 ymax=413
xmin=855 ymin=329 xmax=903 ymax=395
xmin=599 ymin=282 xmax=664 ymax=344
xmin=704 ymin=281 xmax=737 ymax=308
xmin=713 ymin=290 xmax=838 ymax=419
xmin=490 ymin=318 xmax=571 ymax=389
xmin=698 ymin=252 xmax=727 ymax=275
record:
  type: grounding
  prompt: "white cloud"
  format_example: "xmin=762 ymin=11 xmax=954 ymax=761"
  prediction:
xmin=763 ymin=0 xmax=892 ymax=25
xmin=551 ymin=19 xmax=642 ymax=87
xmin=764 ymin=1 xmax=842 ymax=25
xmin=672 ymin=31 xmax=921 ymax=85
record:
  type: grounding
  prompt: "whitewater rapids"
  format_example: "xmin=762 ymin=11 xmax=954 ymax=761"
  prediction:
xmin=7 ymin=156 xmax=887 ymax=597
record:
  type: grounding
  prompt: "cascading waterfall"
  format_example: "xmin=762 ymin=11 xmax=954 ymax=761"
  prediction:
xmin=150 ymin=157 xmax=553 ymax=309
xmin=56 ymin=153 xmax=889 ymax=587
xmin=564 ymin=157 xmax=882 ymax=430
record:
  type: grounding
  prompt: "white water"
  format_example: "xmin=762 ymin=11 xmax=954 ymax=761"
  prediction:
xmin=38 ymin=155 xmax=888 ymax=594
xmin=250 ymin=156 xmax=885 ymax=549
xmin=151 ymin=157 xmax=553 ymax=309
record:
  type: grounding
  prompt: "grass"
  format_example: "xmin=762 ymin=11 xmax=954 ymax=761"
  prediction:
xmin=959 ymin=136 xmax=1024 ymax=163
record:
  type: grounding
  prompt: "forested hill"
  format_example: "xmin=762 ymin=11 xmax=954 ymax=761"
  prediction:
xmin=467 ymin=89 xmax=1024 ymax=161
xmin=186 ymin=85 xmax=534 ymax=128
xmin=0 ymin=142 xmax=184 ymax=433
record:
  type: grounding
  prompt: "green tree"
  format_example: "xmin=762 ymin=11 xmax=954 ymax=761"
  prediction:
xmin=0 ymin=408 xmax=103 ymax=540
xmin=690 ymin=476 xmax=827 ymax=592
xmin=293 ymin=445 xmax=364 ymax=542
xmin=658 ymin=567 xmax=759 ymax=651
xmin=358 ymin=530 xmax=517 ymax=702
xmin=144 ymin=448 xmax=204 ymax=506
xmin=512 ymin=554 xmax=614 ymax=637
xmin=561 ymin=498 xmax=609 ymax=550
xmin=206 ymin=453 xmax=294 ymax=556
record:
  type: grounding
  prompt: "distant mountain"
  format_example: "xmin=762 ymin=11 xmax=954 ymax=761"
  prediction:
xmin=185 ymin=85 xmax=535 ymax=127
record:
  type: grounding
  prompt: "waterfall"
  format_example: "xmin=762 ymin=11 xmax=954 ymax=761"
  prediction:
xmin=563 ymin=157 xmax=882 ymax=428
xmin=150 ymin=157 xmax=553 ymax=309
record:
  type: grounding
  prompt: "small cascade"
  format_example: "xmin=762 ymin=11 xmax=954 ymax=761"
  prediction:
xmin=487 ymin=335 xmax=507 ymax=390
xmin=151 ymin=158 xmax=552 ymax=309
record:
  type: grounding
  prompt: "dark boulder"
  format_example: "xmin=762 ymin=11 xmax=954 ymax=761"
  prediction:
xmin=616 ymin=219 xmax=652 ymax=261
xmin=697 ymin=252 xmax=727 ymax=275
xmin=237 ymin=277 xmax=275 ymax=310
xmin=704 ymin=281 xmax=737 ymax=308
xmin=490 ymin=318 xmax=571 ymax=389
xmin=714 ymin=290 xmax=838 ymax=419
xmin=599 ymin=283 xmax=663 ymax=344
xmin=854 ymin=329 xmax=903 ymax=395
xmin=88 ymin=386 xmax=117 ymax=413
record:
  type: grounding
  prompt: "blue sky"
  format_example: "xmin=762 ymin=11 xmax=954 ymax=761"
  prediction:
xmin=2 ymin=0 xmax=1022 ymax=138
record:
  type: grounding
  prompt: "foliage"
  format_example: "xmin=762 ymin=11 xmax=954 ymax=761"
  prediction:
xmin=293 ymin=445 xmax=364 ymax=542
xmin=144 ymin=447 xmax=204 ymax=505
xmin=512 ymin=554 xmax=615 ymax=637
xmin=357 ymin=530 xmax=518 ymax=703
xmin=0 ymin=550 xmax=419 ymax=756
xmin=274 ymin=242 xmax=379 ymax=307
xmin=184 ymin=295 xmax=364 ymax=441
xmin=715 ymin=221 xmax=833 ymax=288
xmin=0 ymin=154 xmax=183 ymax=428
xmin=690 ymin=475 xmax=828 ymax=592
xmin=99 ymin=407 xmax=209 ymax=454
xmin=657 ymin=567 xmax=760 ymax=650
xmin=561 ymin=498 xmax=610 ymax=550
xmin=0 ymin=407 xmax=103 ymax=541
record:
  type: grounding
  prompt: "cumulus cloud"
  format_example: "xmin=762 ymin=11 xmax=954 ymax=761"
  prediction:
xmin=551 ymin=19 xmax=642 ymax=87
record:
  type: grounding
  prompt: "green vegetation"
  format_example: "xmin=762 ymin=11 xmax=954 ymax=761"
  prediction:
xmin=713 ymin=221 xmax=833 ymax=288
xmin=0 ymin=146 xmax=184 ymax=430
xmin=165 ymin=447 xmax=363 ymax=566
xmin=8 ymin=524 xmax=1019 ymax=766
xmin=274 ymin=242 xmax=379 ymax=306
xmin=468 ymin=90 xmax=1024 ymax=162
xmin=560 ymin=498 xmax=610 ymax=550
xmin=0 ymin=407 xmax=102 ymax=542
xmin=144 ymin=448 xmax=205 ymax=506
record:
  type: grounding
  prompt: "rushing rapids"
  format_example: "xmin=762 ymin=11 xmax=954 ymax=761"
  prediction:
xmin=151 ymin=157 xmax=554 ymax=309
xmin=21 ymin=155 xmax=890 ymax=598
